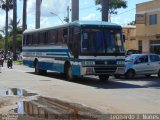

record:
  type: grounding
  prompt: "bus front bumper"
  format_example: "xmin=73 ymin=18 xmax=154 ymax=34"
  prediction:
xmin=81 ymin=66 xmax=125 ymax=76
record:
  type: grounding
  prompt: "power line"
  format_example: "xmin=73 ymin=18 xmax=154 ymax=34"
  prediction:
xmin=111 ymin=8 xmax=136 ymax=18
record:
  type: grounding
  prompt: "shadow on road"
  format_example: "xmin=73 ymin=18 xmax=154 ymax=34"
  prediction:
xmin=27 ymin=72 xmax=160 ymax=90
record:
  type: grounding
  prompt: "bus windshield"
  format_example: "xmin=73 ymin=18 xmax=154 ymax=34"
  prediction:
xmin=82 ymin=29 xmax=124 ymax=54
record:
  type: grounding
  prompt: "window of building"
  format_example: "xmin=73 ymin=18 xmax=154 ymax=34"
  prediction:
xmin=149 ymin=14 xmax=157 ymax=25
xmin=150 ymin=40 xmax=160 ymax=54
xmin=138 ymin=40 xmax=142 ymax=53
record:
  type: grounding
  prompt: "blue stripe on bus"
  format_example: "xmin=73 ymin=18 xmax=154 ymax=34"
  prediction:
xmin=23 ymin=60 xmax=34 ymax=68
xmin=23 ymin=49 xmax=69 ymax=53
xmin=23 ymin=60 xmax=81 ymax=76
xmin=46 ymin=54 xmax=69 ymax=56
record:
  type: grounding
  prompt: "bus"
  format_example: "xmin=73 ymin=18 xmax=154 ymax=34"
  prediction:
xmin=22 ymin=21 xmax=125 ymax=81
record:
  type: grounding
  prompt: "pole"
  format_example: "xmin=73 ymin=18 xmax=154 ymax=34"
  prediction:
xmin=50 ymin=12 xmax=64 ymax=24
xmin=67 ymin=6 xmax=69 ymax=23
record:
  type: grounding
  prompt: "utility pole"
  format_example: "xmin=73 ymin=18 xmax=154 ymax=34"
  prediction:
xmin=36 ymin=0 xmax=41 ymax=29
xmin=72 ymin=0 xmax=79 ymax=22
xmin=13 ymin=0 xmax=17 ymax=60
xmin=64 ymin=6 xmax=69 ymax=23
xmin=102 ymin=0 xmax=109 ymax=21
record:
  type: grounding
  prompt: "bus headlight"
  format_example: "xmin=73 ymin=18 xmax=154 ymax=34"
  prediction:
xmin=117 ymin=61 xmax=124 ymax=65
xmin=82 ymin=61 xmax=95 ymax=66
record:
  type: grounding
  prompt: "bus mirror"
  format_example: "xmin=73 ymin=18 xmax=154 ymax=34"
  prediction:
xmin=123 ymin=35 xmax=125 ymax=42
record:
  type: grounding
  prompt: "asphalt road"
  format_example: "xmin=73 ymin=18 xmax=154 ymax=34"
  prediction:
xmin=0 ymin=63 xmax=160 ymax=114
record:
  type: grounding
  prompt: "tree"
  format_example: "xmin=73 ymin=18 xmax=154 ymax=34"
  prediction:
xmin=128 ymin=21 xmax=136 ymax=25
xmin=95 ymin=0 xmax=127 ymax=21
xmin=0 ymin=0 xmax=13 ymax=59
xmin=13 ymin=0 xmax=17 ymax=60
xmin=101 ymin=0 xmax=109 ymax=21
xmin=0 ymin=19 xmax=21 ymax=36
xmin=36 ymin=0 xmax=42 ymax=28
xmin=22 ymin=0 xmax=27 ymax=32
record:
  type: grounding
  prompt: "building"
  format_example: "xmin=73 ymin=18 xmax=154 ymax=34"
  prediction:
xmin=136 ymin=0 xmax=160 ymax=54
xmin=123 ymin=25 xmax=136 ymax=51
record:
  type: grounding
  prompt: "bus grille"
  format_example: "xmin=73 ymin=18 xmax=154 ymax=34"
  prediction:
xmin=94 ymin=67 xmax=117 ymax=74
xmin=95 ymin=61 xmax=117 ymax=74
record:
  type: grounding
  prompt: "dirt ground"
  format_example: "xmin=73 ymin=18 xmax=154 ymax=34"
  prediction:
xmin=0 ymin=96 xmax=18 ymax=113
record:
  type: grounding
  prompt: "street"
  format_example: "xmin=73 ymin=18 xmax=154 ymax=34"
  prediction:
xmin=0 ymin=63 xmax=160 ymax=114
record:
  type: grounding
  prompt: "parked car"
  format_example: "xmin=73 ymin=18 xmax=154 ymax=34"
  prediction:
xmin=126 ymin=49 xmax=141 ymax=56
xmin=114 ymin=54 xmax=160 ymax=79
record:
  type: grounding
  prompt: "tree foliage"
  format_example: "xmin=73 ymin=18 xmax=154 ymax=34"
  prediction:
xmin=0 ymin=19 xmax=22 ymax=51
xmin=128 ymin=21 xmax=136 ymax=25
xmin=95 ymin=0 xmax=127 ymax=15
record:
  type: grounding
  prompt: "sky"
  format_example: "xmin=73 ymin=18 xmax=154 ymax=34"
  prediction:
xmin=0 ymin=0 xmax=152 ymax=30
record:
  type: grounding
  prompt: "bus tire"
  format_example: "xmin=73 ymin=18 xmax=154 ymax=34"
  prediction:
xmin=35 ymin=62 xmax=40 ymax=74
xmin=99 ymin=75 xmax=109 ymax=82
xmin=35 ymin=62 xmax=47 ymax=75
xmin=158 ymin=70 xmax=160 ymax=78
xmin=66 ymin=64 xmax=74 ymax=81
xmin=114 ymin=74 xmax=121 ymax=79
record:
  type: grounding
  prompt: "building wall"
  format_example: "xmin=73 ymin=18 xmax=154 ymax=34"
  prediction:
xmin=123 ymin=26 xmax=136 ymax=50
xmin=136 ymin=0 xmax=160 ymax=54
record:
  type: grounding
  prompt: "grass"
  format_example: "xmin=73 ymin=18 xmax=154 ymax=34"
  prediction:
xmin=13 ymin=60 xmax=23 ymax=65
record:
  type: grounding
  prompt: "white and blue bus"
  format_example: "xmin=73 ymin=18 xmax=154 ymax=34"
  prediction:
xmin=22 ymin=21 xmax=125 ymax=81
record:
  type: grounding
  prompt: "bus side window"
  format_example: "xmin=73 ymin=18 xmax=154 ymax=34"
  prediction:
xmin=44 ymin=32 xmax=48 ymax=44
xmin=48 ymin=30 xmax=57 ymax=44
xmin=37 ymin=33 xmax=40 ymax=44
xmin=23 ymin=35 xmax=26 ymax=46
xmin=68 ymin=27 xmax=73 ymax=51
xmin=26 ymin=35 xmax=29 ymax=46
xmin=39 ymin=33 xmax=43 ymax=44
xmin=33 ymin=33 xmax=38 ymax=45
xmin=73 ymin=27 xmax=81 ymax=58
xmin=58 ymin=29 xmax=64 ymax=44
xmin=63 ymin=28 xmax=68 ymax=43
xmin=28 ymin=34 xmax=33 ymax=46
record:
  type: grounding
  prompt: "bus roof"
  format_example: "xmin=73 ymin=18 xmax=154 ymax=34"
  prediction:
xmin=24 ymin=21 xmax=122 ymax=34
xmin=70 ymin=21 xmax=121 ymax=27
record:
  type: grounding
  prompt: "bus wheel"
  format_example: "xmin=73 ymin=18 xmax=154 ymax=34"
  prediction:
xmin=114 ymin=74 xmax=121 ymax=79
xmin=99 ymin=75 xmax=109 ymax=82
xmin=35 ymin=62 xmax=40 ymax=74
xmin=66 ymin=65 xmax=74 ymax=81
xmin=158 ymin=70 xmax=160 ymax=78
xmin=35 ymin=62 xmax=47 ymax=75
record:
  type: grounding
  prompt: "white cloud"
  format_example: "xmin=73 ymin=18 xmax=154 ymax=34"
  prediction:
xmin=27 ymin=0 xmax=70 ymax=17
xmin=111 ymin=16 xmax=121 ymax=24
xmin=0 ymin=10 xmax=6 ymax=29
xmin=82 ymin=13 xmax=96 ymax=20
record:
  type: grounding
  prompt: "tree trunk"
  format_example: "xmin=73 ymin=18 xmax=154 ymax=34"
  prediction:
xmin=36 ymin=0 xmax=41 ymax=29
xmin=102 ymin=0 xmax=109 ymax=21
xmin=13 ymin=0 xmax=17 ymax=60
xmin=72 ymin=0 xmax=79 ymax=22
xmin=23 ymin=0 xmax=27 ymax=32
xmin=5 ymin=8 xmax=8 ymax=59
